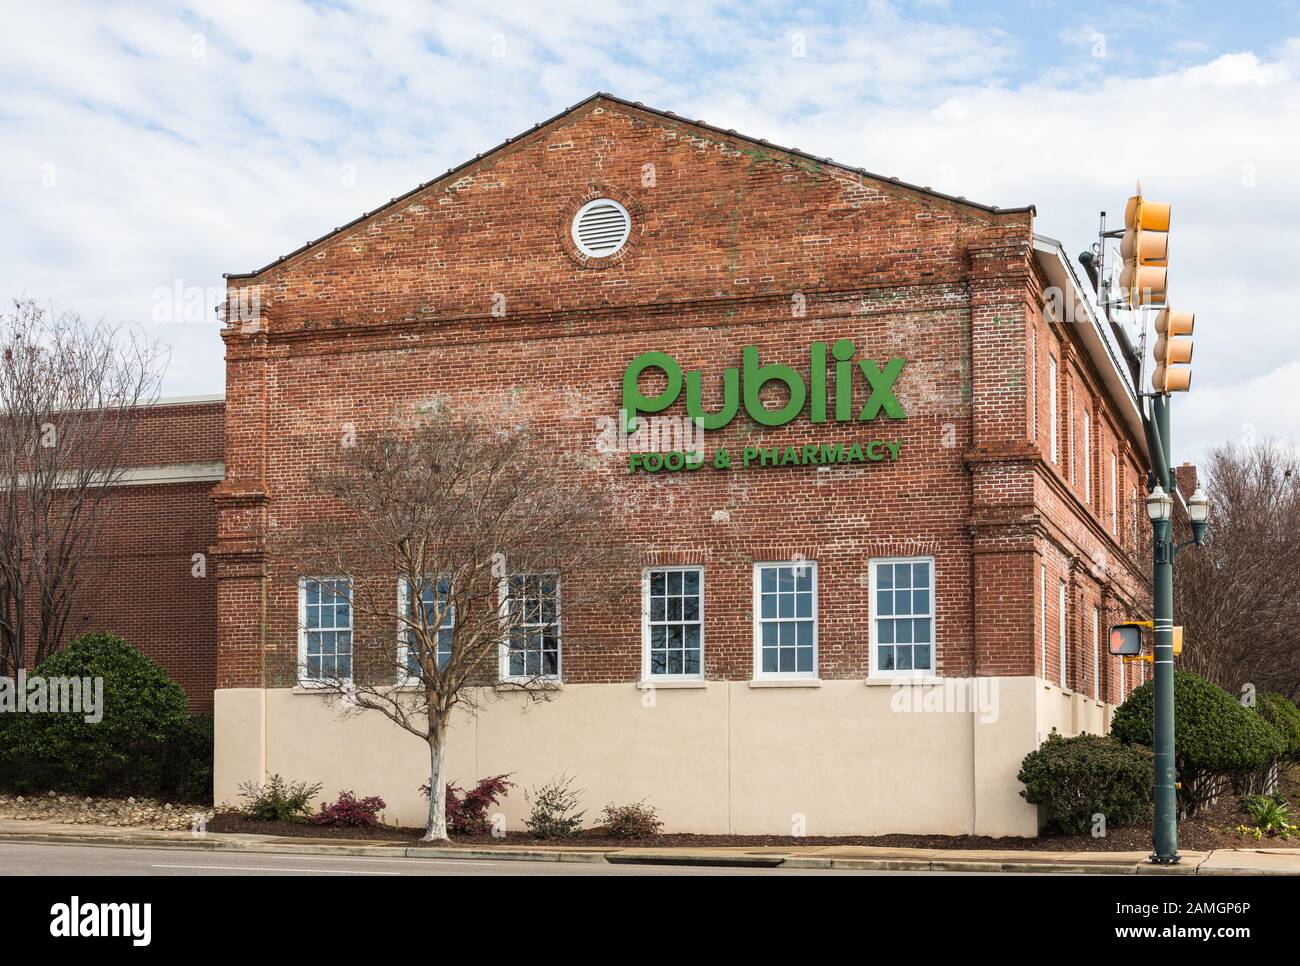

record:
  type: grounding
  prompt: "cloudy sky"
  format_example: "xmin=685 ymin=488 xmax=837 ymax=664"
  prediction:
xmin=2 ymin=0 xmax=1297 ymax=462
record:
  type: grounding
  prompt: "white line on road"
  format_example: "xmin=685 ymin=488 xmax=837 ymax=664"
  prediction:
xmin=152 ymin=863 xmax=403 ymax=875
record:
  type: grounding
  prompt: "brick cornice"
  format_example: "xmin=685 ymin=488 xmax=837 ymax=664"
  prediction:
xmin=212 ymin=478 xmax=270 ymax=505
xmin=964 ymin=443 xmax=1040 ymax=464
xmin=256 ymin=276 xmax=973 ymax=348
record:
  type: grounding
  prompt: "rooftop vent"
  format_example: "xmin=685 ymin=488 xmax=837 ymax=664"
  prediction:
xmin=572 ymin=199 xmax=631 ymax=258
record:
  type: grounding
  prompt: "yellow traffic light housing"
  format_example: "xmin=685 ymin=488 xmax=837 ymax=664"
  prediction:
xmin=1120 ymin=189 xmax=1171 ymax=307
xmin=1152 ymin=309 xmax=1195 ymax=393
xmin=1112 ymin=621 xmax=1183 ymax=662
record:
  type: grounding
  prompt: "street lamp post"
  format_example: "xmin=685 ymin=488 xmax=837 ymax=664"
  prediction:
xmin=1145 ymin=453 xmax=1211 ymax=864
xmin=1146 ymin=481 xmax=1177 ymax=863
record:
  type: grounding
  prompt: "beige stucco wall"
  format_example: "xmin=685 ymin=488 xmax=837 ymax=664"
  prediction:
xmin=1035 ymin=680 xmax=1113 ymax=743
xmin=214 ymin=676 xmax=1110 ymax=838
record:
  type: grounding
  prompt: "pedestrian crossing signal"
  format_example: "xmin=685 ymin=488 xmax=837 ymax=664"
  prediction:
xmin=1109 ymin=622 xmax=1144 ymax=656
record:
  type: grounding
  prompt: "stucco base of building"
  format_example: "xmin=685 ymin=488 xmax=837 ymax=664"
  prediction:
xmin=213 ymin=677 xmax=1113 ymax=838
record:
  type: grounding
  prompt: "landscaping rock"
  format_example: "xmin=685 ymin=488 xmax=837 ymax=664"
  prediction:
xmin=0 ymin=793 xmax=212 ymax=832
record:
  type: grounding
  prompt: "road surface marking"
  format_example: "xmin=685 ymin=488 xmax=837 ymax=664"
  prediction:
xmin=151 ymin=863 xmax=403 ymax=875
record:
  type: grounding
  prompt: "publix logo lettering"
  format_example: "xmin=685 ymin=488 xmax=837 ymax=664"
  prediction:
xmin=618 ymin=340 xmax=907 ymax=474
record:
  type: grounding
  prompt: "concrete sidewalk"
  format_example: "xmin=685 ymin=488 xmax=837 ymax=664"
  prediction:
xmin=1 ymin=819 xmax=1297 ymax=874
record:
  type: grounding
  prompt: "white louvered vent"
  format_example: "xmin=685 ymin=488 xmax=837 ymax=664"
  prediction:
xmin=571 ymin=199 xmax=631 ymax=258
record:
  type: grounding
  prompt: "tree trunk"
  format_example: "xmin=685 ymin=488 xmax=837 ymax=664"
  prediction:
xmin=422 ymin=722 xmax=450 ymax=842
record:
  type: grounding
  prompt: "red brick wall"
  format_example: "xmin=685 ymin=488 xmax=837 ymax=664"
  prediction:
xmin=1026 ymin=281 xmax=1150 ymax=702
xmin=67 ymin=400 xmax=223 ymax=712
xmin=213 ymin=97 xmax=1151 ymax=697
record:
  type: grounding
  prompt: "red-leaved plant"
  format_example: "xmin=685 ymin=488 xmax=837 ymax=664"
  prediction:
xmin=311 ymin=790 xmax=386 ymax=827
xmin=420 ymin=774 xmax=514 ymax=836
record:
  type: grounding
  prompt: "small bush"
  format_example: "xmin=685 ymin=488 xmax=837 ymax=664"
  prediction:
xmin=524 ymin=774 xmax=586 ymax=839
xmin=439 ymin=775 xmax=513 ymax=836
xmin=1018 ymin=731 xmax=1153 ymax=834
xmin=237 ymin=774 xmax=323 ymax=822
xmin=599 ymin=800 xmax=663 ymax=839
xmin=311 ymin=790 xmax=386 ymax=827
xmin=1111 ymin=671 xmax=1285 ymax=814
xmin=1240 ymin=793 xmax=1297 ymax=839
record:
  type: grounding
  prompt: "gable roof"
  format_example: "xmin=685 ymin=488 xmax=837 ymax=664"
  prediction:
xmin=224 ymin=92 xmax=1035 ymax=280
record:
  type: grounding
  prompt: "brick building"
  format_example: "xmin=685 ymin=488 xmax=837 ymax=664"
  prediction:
xmin=103 ymin=94 xmax=1155 ymax=834
xmin=60 ymin=397 xmax=223 ymax=713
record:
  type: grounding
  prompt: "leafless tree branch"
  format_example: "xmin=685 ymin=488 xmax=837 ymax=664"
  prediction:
xmin=276 ymin=404 xmax=635 ymax=841
xmin=0 ymin=299 xmax=167 ymax=674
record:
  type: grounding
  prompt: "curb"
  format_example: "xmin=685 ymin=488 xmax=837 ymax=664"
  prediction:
xmin=606 ymin=851 xmax=785 ymax=868
xmin=0 ymin=830 xmax=1288 ymax=874
xmin=0 ymin=831 xmax=614 ymax=864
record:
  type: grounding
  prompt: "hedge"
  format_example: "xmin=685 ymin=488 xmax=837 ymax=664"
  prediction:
xmin=1110 ymin=671 xmax=1286 ymax=813
xmin=0 ymin=633 xmax=212 ymax=803
xmin=1256 ymin=692 xmax=1300 ymax=764
xmin=1018 ymin=732 xmax=1153 ymax=834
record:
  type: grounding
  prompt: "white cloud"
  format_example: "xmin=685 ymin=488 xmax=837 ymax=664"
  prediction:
xmin=0 ymin=2 xmax=1295 ymax=467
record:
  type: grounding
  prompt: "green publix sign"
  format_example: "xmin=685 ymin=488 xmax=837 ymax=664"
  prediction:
xmin=620 ymin=339 xmax=907 ymax=474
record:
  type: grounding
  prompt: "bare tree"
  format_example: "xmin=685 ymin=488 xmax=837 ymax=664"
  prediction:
xmin=0 ymin=299 xmax=167 ymax=676
xmin=1175 ymin=441 xmax=1300 ymax=700
xmin=280 ymin=406 xmax=633 ymax=842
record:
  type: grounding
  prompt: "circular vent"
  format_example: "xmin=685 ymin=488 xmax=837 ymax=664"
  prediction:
xmin=571 ymin=199 xmax=631 ymax=258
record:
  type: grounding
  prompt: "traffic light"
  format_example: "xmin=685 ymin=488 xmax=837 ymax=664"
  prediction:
xmin=1119 ymin=188 xmax=1170 ymax=307
xmin=1152 ymin=309 xmax=1195 ymax=392
xmin=1109 ymin=622 xmax=1144 ymax=656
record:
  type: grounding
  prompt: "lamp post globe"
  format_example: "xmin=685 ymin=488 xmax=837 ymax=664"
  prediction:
xmin=1146 ymin=485 xmax=1173 ymax=522
xmin=1187 ymin=486 xmax=1209 ymax=545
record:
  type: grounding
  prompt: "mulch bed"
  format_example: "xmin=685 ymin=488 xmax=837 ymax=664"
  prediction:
xmin=206 ymin=768 xmax=1300 ymax=852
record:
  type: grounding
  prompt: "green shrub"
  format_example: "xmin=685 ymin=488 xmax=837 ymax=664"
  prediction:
xmin=148 ymin=714 xmax=214 ymax=804
xmin=1256 ymin=693 xmax=1300 ymax=764
xmin=1240 ymin=793 xmax=1297 ymax=838
xmin=524 ymin=774 xmax=586 ymax=839
xmin=237 ymin=774 xmax=324 ymax=822
xmin=3 ymin=633 xmax=188 ymax=794
xmin=1111 ymin=671 xmax=1286 ymax=814
xmin=1017 ymin=732 xmax=1153 ymax=834
xmin=599 ymin=800 xmax=663 ymax=839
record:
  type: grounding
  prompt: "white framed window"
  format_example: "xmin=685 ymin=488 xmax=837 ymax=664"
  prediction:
xmin=870 ymin=556 xmax=935 ymax=676
xmin=1128 ymin=483 xmax=1138 ymax=551
xmin=1082 ymin=409 xmax=1091 ymax=503
xmin=643 ymin=566 xmax=703 ymax=679
xmin=298 ymin=577 xmax=353 ymax=684
xmin=1039 ymin=563 xmax=1047 ymax=679
xmin=1058 ymin=579 xmax=1068 ymax=689
xmin=753 ymin=562 xmax=817 ymax=678
xmin=1110 ymin=452 xmax=1119 ymax=534
xmin=1092 ymin=605 xmax=1100 ymax=701
xmin=1048 ymin=355 xmax=1058 ymax=462
xmin=398 ymin=576 xmax=453 ymax=680
xmin=501 ymin=574 xmax=561 ymax=681
xmin=1067 ymin=388 xmax=1075 ymax=481
xmin=1030 ymin=331 xmax=1038 ymax=440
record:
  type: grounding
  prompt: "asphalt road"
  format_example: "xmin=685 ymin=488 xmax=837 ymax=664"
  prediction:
xmin=0 ymin=841 xmax=913 ymax=876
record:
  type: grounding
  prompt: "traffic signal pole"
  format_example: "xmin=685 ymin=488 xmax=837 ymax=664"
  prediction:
xmin=1150 ymin=395 xmax=1179 ymax=864
xmin=1089 ymin=185 xmax=1200 ymax=865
